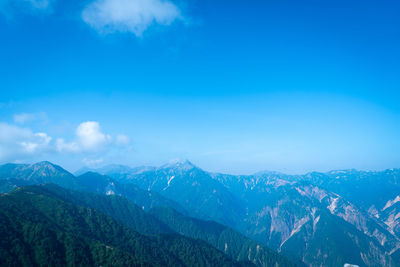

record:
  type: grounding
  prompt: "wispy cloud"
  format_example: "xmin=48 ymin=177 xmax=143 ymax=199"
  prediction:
xmin=82 ymin=0 xmax=183 ymax=36
xmin=116 ymin=134 xmax=130 ymax=146
xmin=0 ymin=0 xmax=54 ymax=17
xmin=13 ymin=112 xmax=48 ymax=124
xmin=27 ymin=0 xmax=53 ymax=10
xmin=82 ymin=157 xmax=104 ymax=167
xmin=1 ymin=0 xmax=186 ymax=36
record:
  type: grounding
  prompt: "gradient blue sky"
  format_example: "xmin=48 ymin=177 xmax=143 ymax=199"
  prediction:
xmin=0 ymin=0 xmax=399 ymax=174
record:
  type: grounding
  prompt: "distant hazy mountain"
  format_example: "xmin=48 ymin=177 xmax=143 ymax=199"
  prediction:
xmin=74 ymin=164 xmax=156 ymax=177
xmin=0 ymin=161 xmax=80 ymax=190
xmin=300 ymin=169 xmax=400 ymax=210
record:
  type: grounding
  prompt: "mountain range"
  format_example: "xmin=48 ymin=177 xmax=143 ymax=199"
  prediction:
xmin=1 ymin=160 xmax=400 ymax=266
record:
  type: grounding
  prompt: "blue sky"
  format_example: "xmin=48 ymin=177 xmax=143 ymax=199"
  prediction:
xmin=0 ymin=0 xmax=399 ymax=174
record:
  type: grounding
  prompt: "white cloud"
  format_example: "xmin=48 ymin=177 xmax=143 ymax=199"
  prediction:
xmin=20 ymin=132 xmax=52 ymax=153
xmin=82 ymin=0 xmax=182 ymax=36
xmin=55 ymin=138 xmax=80 ymax=153
xmin=76 ymin=121 xmax=112 ymax=151
xmin=56 ymin=121 xmax=129 ymax=153
xmin=0 ymin=120 xmax=131 ymax=163
xmin=0 ymin=123 xmax=52 ymax=161
xmin=56 ymin=121 xmax=112 ymax=152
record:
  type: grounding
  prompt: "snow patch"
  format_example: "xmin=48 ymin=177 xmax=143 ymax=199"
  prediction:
xmin=296 ymin=187 xmax=306 ymax=196
xmin=313 ymin=215 xmax=320 ymax=231
xmin=368 ymin=205 xmax=379 ymax=218
xmin=383 ymin=196 xmax=400 ymax=211
xmin=291 ymin=216 xmax=310 ymax=237
xmin=280 ymin=216 xmax=310 ymax=249
xmin=328 ymin=197 xmax=339 ymax=213
xmin=163 ymin=175 xmax=175 ymax=190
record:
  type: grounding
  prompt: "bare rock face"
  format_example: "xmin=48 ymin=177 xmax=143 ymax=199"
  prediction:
xmin=238 ymin=182 xmax=397 ymax=266
xmin=207 ymin=169 xmax=400 ymax=266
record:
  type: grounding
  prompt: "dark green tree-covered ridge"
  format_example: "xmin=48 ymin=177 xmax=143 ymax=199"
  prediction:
xmin=38 ymin=184 xmax=295 ymax=267
xmin=149 ymin=206 xmax=296 ymax=267
xmin=0 ymin=185 xmax=251 ymax=267
xmin=34 ymin=183 xmax=174 ymax=236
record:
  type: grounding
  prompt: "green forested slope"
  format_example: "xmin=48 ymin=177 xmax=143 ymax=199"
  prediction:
xmin=36 ymin=183 xmax=173 ymax=236
xmin=0 ymin=185 xmax=249 ymax=267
